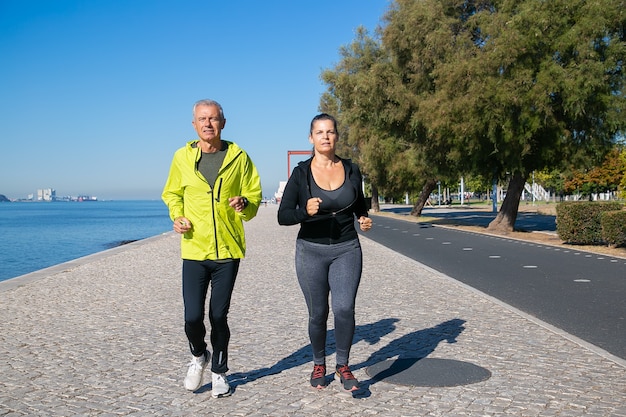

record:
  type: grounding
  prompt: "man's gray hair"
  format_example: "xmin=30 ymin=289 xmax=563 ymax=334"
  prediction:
xmin=192 ymin=99 xmax=225 ymax=120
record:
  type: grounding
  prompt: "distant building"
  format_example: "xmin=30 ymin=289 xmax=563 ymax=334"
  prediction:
xmin=37 ymin=188 xmax=56 ymax=201
xmin=275 ymin=181 xmax=287 ymax=202
xmin=30 ymin=188 xmax=97 ymax=202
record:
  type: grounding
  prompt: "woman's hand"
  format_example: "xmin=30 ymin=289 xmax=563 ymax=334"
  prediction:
xmin=306 ymin=197 xmax=322 ymax=216
xmin=358 ymin=216 xmax=372 ymax=232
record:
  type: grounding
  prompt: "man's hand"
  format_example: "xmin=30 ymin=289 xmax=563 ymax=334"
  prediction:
xmin=229 ymin=196 xmax=248 ymax=212
xmin=174 ymin=217 xmax=192 ymax=234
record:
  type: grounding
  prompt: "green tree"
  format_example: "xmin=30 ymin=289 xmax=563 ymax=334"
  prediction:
xmin=620 ymin=147 xmax=626 ymax=199
xmin=534 ymin=169 xmax=567 ymax=201
xmin=322 ymin=0 xmax=625 ymax=229
xmin=320 ymin=28 xmax=387 ymax=211
xmin=321 ymin=5 xmax=464 ymax=215
xmin=321 ymin=27 xmax=435 ymax=212
xmin=413 ymin=0 xmax=625 ymax=231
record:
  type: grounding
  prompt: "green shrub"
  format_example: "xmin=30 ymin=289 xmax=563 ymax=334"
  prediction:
xmin=601 ymin=210 xmax=626 ymax=248
xmin=556 ymin=201 xmax=623 ymax=244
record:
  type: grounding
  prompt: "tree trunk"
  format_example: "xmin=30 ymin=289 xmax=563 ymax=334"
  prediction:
xmin=370 ymin=184 xmax=380 ymax=212
xmin=487 ymin=171 xmax=526 ymax=233
xmin=410 ymin=178 xmax=438 ymax=217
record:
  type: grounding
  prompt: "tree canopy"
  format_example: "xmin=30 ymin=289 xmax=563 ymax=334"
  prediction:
xmin=321 ymin=0 xmax=625 ymax=231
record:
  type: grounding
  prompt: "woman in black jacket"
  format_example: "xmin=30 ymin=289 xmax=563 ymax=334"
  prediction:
xmin=278 ymin=113 xmax=372 ymax=391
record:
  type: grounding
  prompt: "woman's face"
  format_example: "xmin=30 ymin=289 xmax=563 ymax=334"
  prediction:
xmin=309 ymin=119 xmax=338 ymax=153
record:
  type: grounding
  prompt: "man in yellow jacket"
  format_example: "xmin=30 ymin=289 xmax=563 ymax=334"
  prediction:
xmin=162 ymin=99 xmax=262 ymax=397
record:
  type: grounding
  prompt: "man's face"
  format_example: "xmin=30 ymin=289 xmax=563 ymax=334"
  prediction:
xmin=192 ymin=104 xmax=226 ymax=142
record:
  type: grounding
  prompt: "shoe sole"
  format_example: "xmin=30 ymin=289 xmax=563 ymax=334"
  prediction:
xmin=335 ymin=372 xmax=359 ymax=391
xmin=211 ymin=389 xmax=232 ymax=398
xmin=310 ymin=377 xmax=327 ymax=389
xmin=339 ymin=382 xmax=360 ymax=392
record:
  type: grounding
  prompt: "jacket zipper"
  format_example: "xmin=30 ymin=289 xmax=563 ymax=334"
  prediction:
xmin=205 ymin=148 xmax=241 ymax=259
xmin=194 ymin=144 xmax=224 ymax=259
xmin=211 ymin=177 xmax=223 ymax=258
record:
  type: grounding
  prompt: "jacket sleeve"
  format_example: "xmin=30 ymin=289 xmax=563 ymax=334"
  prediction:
xmin=162 ymin=152 xmax=185 ymax=221
xmin=277 ymin=168 xmax=310 ymax=226
xmin=238 ymin=152 xmax=263 ymax=222
xmin=351 ymin=163 xmax=369 ymax=218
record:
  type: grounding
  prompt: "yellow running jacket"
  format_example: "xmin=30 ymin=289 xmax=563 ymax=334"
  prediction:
xmin=162 ymin=140 xmax=262 ymax=260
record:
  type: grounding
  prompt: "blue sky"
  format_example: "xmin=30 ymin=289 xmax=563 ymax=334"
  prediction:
xmin=0 ymin=0 xmax=390 ymax=200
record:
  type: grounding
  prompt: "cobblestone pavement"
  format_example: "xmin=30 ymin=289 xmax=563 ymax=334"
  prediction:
xmin=1 ymin=205 xmax=625 ymax=417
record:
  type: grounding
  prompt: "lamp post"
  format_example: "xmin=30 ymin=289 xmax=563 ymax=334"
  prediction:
xmin=460 ymin=176 xmax=465 ymax=206
xmin=437 ymin=181 xmax=441 ymax=206
xmin=492 ymin=178 xmax=498 ymax=213
xmin=531 ymin=171 xmax=535 ymax=206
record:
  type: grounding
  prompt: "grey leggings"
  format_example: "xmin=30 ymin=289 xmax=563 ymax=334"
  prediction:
xmin=295 ymin=238 xmax=362 ymax=366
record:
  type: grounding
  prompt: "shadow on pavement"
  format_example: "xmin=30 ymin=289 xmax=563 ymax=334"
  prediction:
xmin=212 ymin=317 xmax=475 ymax=398
xmin=381 ymin=206 xmax=557 ymax=234
xmin=366 ymin=357 xmax=491 ymax=387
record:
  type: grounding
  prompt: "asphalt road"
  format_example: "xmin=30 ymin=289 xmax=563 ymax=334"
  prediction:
xmin=364 ymin=211 xmax=626 ymax=360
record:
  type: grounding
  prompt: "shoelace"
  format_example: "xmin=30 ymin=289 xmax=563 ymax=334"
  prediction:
xmin=312 ymin=364 xmax=326 ymax=379
xmin=187 ymin=357 xmax=205 ymax=372
xmin=336 ymin=365 xmax=355 ymax=381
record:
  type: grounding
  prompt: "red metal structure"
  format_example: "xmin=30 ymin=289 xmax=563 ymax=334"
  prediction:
xmin=287 ymin=150 xmax=311 ymax=178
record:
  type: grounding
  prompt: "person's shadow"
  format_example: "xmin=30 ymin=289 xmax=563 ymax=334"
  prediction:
xmin=196 ymin=317 xmax=466 ymax=397
xmin=353 ymin=318 xmax=467 ymax=396
xmin=356 ymin=318 xmax=466 ymax=370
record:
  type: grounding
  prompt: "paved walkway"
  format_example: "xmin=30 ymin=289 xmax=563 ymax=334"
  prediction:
xmin=1 ymin=205 xmax=624 ymax=417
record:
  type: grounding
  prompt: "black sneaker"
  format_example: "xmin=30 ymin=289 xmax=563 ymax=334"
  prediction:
xmin=310 ymin=364 xmax=327 ymax=388
xmin=335 ymin=364 xmax=359 ymax=391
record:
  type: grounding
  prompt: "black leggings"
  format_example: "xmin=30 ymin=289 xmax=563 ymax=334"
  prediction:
xmin=295 ymin=238 xmax=362 ymax=366
xmin=182 ymin=259 xmax=239 ymax=374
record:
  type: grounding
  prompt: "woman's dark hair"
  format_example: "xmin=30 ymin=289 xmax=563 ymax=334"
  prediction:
xmin=309 ymin=113 xmax=338 ymax=135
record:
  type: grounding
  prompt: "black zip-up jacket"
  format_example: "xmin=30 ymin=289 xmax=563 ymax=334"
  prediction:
xmin=277 ymin=157 xmax=369 ymax=244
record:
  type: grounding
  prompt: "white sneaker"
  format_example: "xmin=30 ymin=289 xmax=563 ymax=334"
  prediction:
xmin=183 ymin=351 xmax=209 ymax=391
xmin=211 ymin=372 xmax=231 ymax=398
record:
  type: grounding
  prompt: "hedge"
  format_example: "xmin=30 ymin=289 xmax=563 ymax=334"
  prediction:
xmin=556 ymin=201 xmax=623 ymax=245
xmin=600 ymin=210 xmax=626 ymax=248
